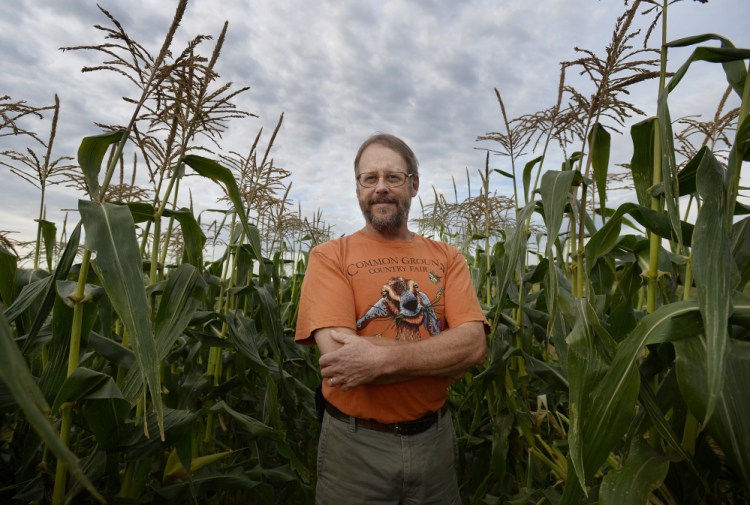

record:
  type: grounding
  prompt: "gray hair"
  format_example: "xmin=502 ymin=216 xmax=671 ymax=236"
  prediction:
xmin=353 ymin=133 xmax=419 ymax=177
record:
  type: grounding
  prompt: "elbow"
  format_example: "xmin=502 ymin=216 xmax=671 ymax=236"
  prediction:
xmin=473 ymin=344 xmax=486 ymax=366
xmin=470 ymin=334 xmax=487 ymax=366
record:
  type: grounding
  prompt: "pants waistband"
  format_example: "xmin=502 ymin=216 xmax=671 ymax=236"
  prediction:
xmin=324 ymin=401 xmax=447 ymax=436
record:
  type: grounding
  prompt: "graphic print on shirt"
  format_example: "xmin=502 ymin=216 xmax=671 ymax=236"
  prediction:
xmin=356 ymin=276 xmax=442 ymax=341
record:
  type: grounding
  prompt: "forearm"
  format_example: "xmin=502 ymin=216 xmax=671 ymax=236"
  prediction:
xmin=317 ymin=321 xmax=486 ymax=390
xmin=380 ymin=321 xmax=486 ymax=378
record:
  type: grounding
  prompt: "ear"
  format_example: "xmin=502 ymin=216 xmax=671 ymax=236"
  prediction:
xmin=410 ymin=175 xmax=419 ymax=197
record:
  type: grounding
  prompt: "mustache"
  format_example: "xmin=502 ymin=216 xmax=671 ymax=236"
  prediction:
xmin=369 ymin=197 xmax=397 ymax=205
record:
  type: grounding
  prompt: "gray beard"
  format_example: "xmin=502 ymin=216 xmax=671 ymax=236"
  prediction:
xmin=360 ymin=200 xmax=410 ymax=234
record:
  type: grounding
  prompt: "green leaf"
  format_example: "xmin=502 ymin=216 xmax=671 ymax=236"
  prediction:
xmin=493 ymin=169 xmax=514 ymax=179
xmin=38 ymin=219 xmax=56 ymax=272
xmin=154 ymin=471 xmax=261 ymax=501
xmin=124 ymin=201 xmax=156 ymax=223
xmin=630 ymin=118 xmax=656 ymax=208
xmin=585 ymin=202 xmax=695 ymax=272
xmin=52 ymin=367 xmax=112 ymax=412
xmin=675 ymin=336 xmax=750 ymax=489
xmin=665 ymin=35 xmax=749 ymax=97
xmin=522 ymin=155 xmax=543 ymax=204
xmin=691 ymin=149 xmax=740 ymax=423
xmin=182 ymin=155 xmax=263 ymax=268
xmin=4 ymin=275 xmax=51 ymax=324
xmin=676 ymin=145 xmax=710 ymax=197
xmin=88 ymin=331 xmax=135 ymax=368
xmin=494 ymin=203 xmax=535 ymax=307
xmin=540 ymin=170 xmax=576 ymax=255
xmin=79 ymin=200 xmax=164 ymax=438
xmin=77 ymin=131 xmax=126 ymax=201
xmin=565 ymin=300 xmax=704 ymax=498
xmin=122 ymin=263 xmax=205 ymax=403
xmin=163 ymin=208 xmax=207 ymax=269
xmin=600 ymin=444 xmax=669 ymax=505
xmin=540 ymin=170 xmax=577 ymax=327
xmin=154 ymin=263 xmax=206 ymax=356
xmin=79 ymin=373 xmax=131 ymax=450
xmin=210 ymin=400 xmax=276 ymax=439
xmin=732 ymin=217 xmax=750 ymax=290
xmin=21 ymin=222 xmax=83 ymax=352
xmin=566 ymin=299 xmax=611 ymax=494
xmin=0 ymin=245 xmax=17 ymax=307
xmin=0 ymin=310 xmax=104 ymax=503
xmin=588 ymin=123 xmax=611 ymax=210
xmin=225 ymin=310 xmax=268 ymax=373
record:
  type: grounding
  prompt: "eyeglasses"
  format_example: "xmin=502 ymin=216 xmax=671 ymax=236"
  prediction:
xmin=356 ymin=171 xmax=414 ymax=188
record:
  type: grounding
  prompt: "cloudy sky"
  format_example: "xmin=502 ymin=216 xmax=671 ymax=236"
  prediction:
xmin=1 ymin=0 xmax=747 ymax=251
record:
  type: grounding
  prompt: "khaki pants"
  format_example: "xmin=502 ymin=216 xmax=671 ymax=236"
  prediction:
xmin=315 ymin=409 xmax=461 ymax=505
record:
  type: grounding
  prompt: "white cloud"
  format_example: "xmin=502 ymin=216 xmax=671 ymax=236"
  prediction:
xmin=1 ymin=0 xmax=746 ymax=248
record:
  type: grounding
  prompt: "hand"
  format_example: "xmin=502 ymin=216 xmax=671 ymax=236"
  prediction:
xmin=319 ymin=330 xmax=387 ymax=391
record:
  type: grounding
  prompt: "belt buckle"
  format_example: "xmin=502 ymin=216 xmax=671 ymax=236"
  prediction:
xmin=393 ymin=423 xmax=403 ymax=436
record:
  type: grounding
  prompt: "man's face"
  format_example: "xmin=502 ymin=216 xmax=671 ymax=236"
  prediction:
xmin=356 ymin=143 xmax=418 ymax=234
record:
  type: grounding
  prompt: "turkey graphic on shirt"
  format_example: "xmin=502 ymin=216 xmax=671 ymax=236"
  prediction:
xmin=356 ymin=276 xmax=442 ymax=341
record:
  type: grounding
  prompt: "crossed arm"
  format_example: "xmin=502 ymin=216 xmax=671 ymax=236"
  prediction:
xmin=314 ymin=321 xmax=486 ymax=391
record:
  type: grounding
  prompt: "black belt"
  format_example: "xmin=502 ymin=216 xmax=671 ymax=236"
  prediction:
xmin=324 ymin=401 xmax=447 ymax=436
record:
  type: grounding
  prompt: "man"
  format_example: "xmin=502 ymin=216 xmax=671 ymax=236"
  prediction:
xmin=295 ymin=133 xmax=489 ymax=504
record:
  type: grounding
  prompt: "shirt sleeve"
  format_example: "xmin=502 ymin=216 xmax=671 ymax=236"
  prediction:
xmin=294 ymin=244 xmax=358 ymax=346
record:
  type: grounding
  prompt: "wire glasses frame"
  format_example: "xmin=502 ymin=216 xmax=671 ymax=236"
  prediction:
xmin=355 ymin=171 xmax=414 ymax=188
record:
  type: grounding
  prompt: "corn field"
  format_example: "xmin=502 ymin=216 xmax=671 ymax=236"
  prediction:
xmin=1 ymin=0 xmax=749 ymax=503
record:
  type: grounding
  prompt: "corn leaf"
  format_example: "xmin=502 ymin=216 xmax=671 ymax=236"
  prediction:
xmin=124 ymin=201 xmax=156 ymax=223
xmin=0 ymin=310 xmax=105 ymax=503
xmin=599 ymin=444 xmax=669 ymax=505
xmin=589 ymin=123 xmax=611 ymax=210
xmin=209 ymin=401 xmax=276 ymax=439
xmin=121 ymin=263 xmax=206 ymax=403
xmin=674 ymin=335 xmax=750 ymax=489
xmin=676 ymin=145 xmax=711 ymax=197
xmin=77 ymin=131 xmax=126 ymax=201
xmin=0 ymin=245 xmax=17 ymax=307
xmin=155 ymin=472 xmax=261 ymax=500
xmin=163 ymin=208 xmax=207 ymax=269
xmin=38 ymin=280 xmax=104 ymax=404
xmin=18 ymin=221 xmax=82 ymax=353
xmin=522 ymin=155 xmax=543 ymax=204
xmin=4 ymin=275 xmax=51 ymax=324
xmin=52 ymin=367 xmax=112 ymax=412
xmin=665 ymin=35 xmax=749 ymax=97
xmin=494 ymin=203 xmax=535 ymax=307
xmin=39 ymin=219 xmax=56 ymax=272
xmin=732 ymin=217 xmax=750 ymax=290
xmin=88 ymin=331 xmax=135 ymax=368
xmin=585 ymin=202 xmax=694 ymax=272
xmin=79 ymin=199 xmax=164 ymax=439
xmin=225 ymin=309 xmax=268 ymax=373
xmin=564 ymin=300 xmax=704 ymax=501
xmin=163 ymin=449 xmax=233 ymax=481
xmin=691 ymin=149 xmax=739 ymax=423
xmin=182 ymin=155 xmax=263 ymax=268
xmin=566 ymin=299 xmax=609 ymax=495
xmin=540 ymin=170 xmax=577 ymax=330
xmin=629 ymin=118 xmax=656 ymax=208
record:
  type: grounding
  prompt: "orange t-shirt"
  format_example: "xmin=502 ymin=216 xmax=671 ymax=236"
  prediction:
xmin=295 ymin=230 xmax=489 ymax=423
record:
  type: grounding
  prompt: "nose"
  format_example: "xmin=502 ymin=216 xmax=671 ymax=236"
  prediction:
xmin=373 ymin=174 xmax=392 ymax=192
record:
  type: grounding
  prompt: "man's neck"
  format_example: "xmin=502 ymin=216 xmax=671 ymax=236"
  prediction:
xmin=361 ymin=223 xmax=414 ymax=242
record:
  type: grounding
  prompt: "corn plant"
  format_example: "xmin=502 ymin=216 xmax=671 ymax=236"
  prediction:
xmin=2 ymin=0 xmax=749 ymax=504
xmin=435 ymin=1 xmax=750 ymax=504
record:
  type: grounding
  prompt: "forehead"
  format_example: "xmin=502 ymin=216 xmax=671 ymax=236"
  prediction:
xmin=357 ymin=143 xmax=408 ymax=173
